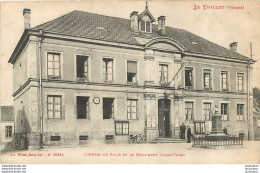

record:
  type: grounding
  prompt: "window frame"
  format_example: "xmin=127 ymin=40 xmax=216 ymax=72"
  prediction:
xmin=127 ymin=99 xmax=138 ymax=120
xmin=140 ymin=20 xmax=152 ymax=33
xmin=237 ymin=72 xmax=244 ymax=92
xmin=5 ymin=126 xmax=12 ymax=138
xmin=76 ymin=96 xmax=90 ymax=119
xmin=102 ymin=58 xmax=114 ymax=83
xmin=159 ymin=63 xmax=168 ymax=84
xmin=127 ymin=60 xmax=138 ymax=84
xmin=185 ymin=67 xmax=193 ymax=89
xmin=103 ymin=98 xmax=114 ymax=119
xmin=185 ymin=101 xmax=194 ymax=120
xmin=47 ymin=52 xmax=61 ymax=79
xmin=115 ymin=121 xmax=129 ymax=135
xmin=203 ymin=69 xmax=212 ymax=90
xmin=203 ymin=102 xmax=212 ymax=121
xmin=76 ymin=55 xmax=89 ymax=81
xmin=194 ymin=122 xmax=205 ymax=134
xmin=237 ymin=104 xmax=244 ymax=121
xmin=220 ymin=103 xmax=229 ymax=121
xmin=47 ymin=95 xmax=62 ymax=119
xmin=221 ymin=71 xmax=228 ymax=91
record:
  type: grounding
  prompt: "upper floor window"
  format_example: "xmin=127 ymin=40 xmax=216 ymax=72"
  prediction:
xmin=102 ymin=58 xmax=113 ymax=82
xmin=140 ymin=20 xmax=151 ymax=32
xmin=185 ymin=102 xmax=193 ymax=120
xmin=47 ymin=95 xmax=62 ymax=119
xmin=237 ymin=73 xmax=244 ymax=91
xmin=221 ymin=71 xmax=228 ymax=90
xmin=221 ymin=103 xmax=228 ymax=121
xmin=203 ymin=102 xmax=211 ymax=120
xmin=237 ymin=104 xmax=244 ymax=121
xmin=77 ymin=96 xmax=89 ymax=119
xmin=185 ymin=67 xmax=193 ymax=89
xmin=5 ymin=126 xmax=12 ymax=138
xmin=203 ymin=69 xmax=212 ymax=90
xmin=103 ymin=98 xmax=114 ymax=119
xmin=127 ymin=99 xmax=137 ymax=120
xmin=47 ymin=52 xmax=61 ymax=79
xmin=159 ymin=64 xmax=168 ymax=84
xmin=76 ymin=55 xmax=88 ymax=81
xmin=127 ymin=61 xmax=137 ymax=84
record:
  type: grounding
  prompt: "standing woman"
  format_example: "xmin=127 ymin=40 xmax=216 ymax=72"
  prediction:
xmin=187 ymin=126 xmax=192 ymax=143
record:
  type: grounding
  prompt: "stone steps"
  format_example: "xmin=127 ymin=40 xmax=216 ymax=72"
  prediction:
xmin=149 ymin=138 xmax=187 ymax=144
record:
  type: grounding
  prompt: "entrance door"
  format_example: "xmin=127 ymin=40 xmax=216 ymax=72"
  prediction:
xmin=158 ymin=99 xmax=171 ymax=138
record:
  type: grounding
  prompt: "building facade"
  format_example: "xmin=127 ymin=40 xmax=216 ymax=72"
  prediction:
xmin=8 ymin=6 xmax=255 ymax=148
xmin=0 ymin=106 xmax=14 ymax=150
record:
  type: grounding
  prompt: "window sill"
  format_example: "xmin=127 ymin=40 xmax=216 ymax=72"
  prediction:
xmin=104 ymin=80 xmax=113 ymax=84
xmin=115 ymin=134 xmax=129 ymax=136
xmin=221 ymin=89 xmax=229 ymax=92
xmin=77 ymin=78 xmax=89 ymax=82
xmin=185 ymin=86 xmax=193 ymax=90
xmin=204 ymin=87 xmax=212 ymax=90
xmin=127 ymin=82 xmax=138 ymax=85
xmin=48 ymin=76 xmax=61 ymax=80
xmin=128 ymin=119 xmax=139 ymax=121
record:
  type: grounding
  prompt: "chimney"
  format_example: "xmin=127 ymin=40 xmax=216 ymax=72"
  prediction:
xmin=130 ymin=11 xmax=138 ymax=32
xmin=23 ymin=8 xmax=31 ymax=29
xmin=230 ymin=42 xmax=238 ymax=52
xmin=157 ymin=16 xmax=166 ymax=36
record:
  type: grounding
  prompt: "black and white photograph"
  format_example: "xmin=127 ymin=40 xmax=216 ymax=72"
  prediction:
xmin=0 ymin=0 xmax=259 ymax=170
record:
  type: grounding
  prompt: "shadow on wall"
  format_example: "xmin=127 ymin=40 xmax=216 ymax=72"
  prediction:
xmin=17 ymin=108 xmax=31 ymax=133
xmin=12 ymin=109 xmax=31 ymax=150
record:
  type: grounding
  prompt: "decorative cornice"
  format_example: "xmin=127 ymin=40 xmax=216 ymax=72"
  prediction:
xmin=144 ymin=55 xmax=154 ymax=61
xmin=144 ymin=92 xmax=156 ymax=99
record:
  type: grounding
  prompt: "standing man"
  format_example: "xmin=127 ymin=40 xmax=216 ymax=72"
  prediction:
xmin=180 ymin=123 xmax=186 ymax=139
xmin=187 ymin=126 xmax=192 ymax=143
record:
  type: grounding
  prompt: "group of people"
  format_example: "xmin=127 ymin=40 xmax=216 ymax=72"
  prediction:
xmin=180 ymin=123 xmax=192 ymax=143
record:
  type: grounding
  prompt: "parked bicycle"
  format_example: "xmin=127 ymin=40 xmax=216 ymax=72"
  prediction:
xmin=129 ymin=134 xmax=147 ymax=144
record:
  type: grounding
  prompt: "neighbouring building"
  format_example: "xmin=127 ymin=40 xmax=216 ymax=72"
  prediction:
xmin=8 ymin=4 xmax=256 ymax=148
xmin=0 ymin=106 xmax=14 ymax=150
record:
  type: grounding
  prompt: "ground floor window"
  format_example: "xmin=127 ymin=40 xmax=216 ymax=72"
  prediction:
xmin=221 ymin=103 xmax=228 ymax=121
xmin=115 ymin=121 xmax=129 ymax=135
xmin=77 ymin=96 xmax=89 ymax=119
xmin=5 ymin=126 xmax=12 ymax=138
xmin=103 ymin=98 xmax=114 ymax=119
xmin=194 ymin=122 xmax=205 ymax=134
xmin=127 ymin=99 xmax=137 ymax=119
xmin=185 ymin=102 xmax=193 ymax=120
xmin=237 ymin=104 xmax=244 ymax=121
xmin=47 ymin=95 xmax=62 ymax=119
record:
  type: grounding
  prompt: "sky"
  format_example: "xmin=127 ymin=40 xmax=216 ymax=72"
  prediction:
xmin=0 ymin=0 xmax=260 ymax=106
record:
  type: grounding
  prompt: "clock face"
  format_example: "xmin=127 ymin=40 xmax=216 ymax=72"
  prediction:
xmin=93 ymin=97 xmax=100 ymax=104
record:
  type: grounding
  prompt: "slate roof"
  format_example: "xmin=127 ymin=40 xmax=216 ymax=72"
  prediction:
xmin=1 ymin=106 xmax=14 ymax=122
xmin=32 ymin=10 xmax=249 ymax=60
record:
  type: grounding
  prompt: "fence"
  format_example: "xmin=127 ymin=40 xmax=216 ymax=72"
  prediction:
xmin=193 ymin=136 xmax=243 ymax=146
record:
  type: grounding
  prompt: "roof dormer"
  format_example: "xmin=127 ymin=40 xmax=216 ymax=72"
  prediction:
xmin=138 ymin=2 xmax=155 ymax=33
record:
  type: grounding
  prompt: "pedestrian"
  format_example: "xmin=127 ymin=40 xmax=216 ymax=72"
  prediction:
xmin=187 ymin=126 xmax=192 ymax=143
xmin=180 ymin=123 xmax=186 ymax=139
xmin=223 ymin=127 xmax=228 ymax=135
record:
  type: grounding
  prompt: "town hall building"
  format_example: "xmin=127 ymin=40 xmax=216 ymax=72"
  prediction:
xmin=8 ymin=4 xmax=255 ymax=148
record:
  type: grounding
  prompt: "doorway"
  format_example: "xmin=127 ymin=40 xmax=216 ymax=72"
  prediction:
xmin=158 ymin=99 xmax=171 ymax=138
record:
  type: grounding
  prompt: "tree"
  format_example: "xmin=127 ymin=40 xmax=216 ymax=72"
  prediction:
xmin=253 ymin=87 xmax=260 ymax=108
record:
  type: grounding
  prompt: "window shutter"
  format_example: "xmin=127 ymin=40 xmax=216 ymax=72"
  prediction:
xmin=127 ymin=61 xmax=137 ymax=73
